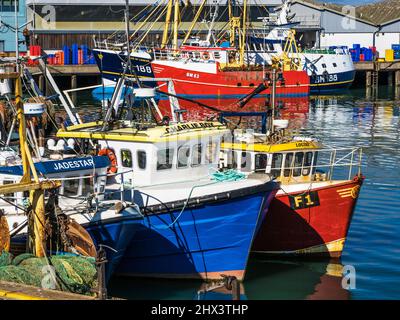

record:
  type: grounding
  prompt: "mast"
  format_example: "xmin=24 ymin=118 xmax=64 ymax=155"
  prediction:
xmin=228 ymin=0 xmax=236 ymax=46
xmin=173 ymin=0 xmax=180 ymax=50
xmin=15 ymin=0 xmax=19 ymax=72
xmin=0 ymin=67 xmax=61 ymax=258
xmin=161 ymin=0 xmax=174 ymax=49
xmin=206 ymin=0 xmax=219 ymax=45
xmin=182 ymin=0 xmax=207 ymax=45
xmin=125 ymin=0 xmax=131 ymax=69
xmin=239 ymin=0 xmax=247 ymax=66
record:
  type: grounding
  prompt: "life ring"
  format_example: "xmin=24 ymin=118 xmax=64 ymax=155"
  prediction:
xmin=202 ymin=52 xmax=210 ymax=61
xmin=98 ymin=148 xmax=118 ymax=174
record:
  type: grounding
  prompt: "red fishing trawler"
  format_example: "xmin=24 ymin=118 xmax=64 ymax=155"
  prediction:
xmin=152 ymin=47 xmax=309 ymax=102
xmin=220 ymin=131 xmax=364 ymax=258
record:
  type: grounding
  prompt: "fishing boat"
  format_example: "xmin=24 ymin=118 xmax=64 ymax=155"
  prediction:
xmin=92 ymin=0 xmax=310 ymax=109
xmin=246 ymin=0 xmax=355 ymax=93
xmin=55 ymin=108 xmax=279 ymax=280
xmin=220 ymin=117 xmax=364 ymax=258
xmin=179 ymin=0 xmax=355 ymax=93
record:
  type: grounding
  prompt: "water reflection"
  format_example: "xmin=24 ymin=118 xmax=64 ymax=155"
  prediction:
xmin=107 ymin=259 xmax=349 ymax=300
xmin=76 ymin=87 xmax=400 ymax=299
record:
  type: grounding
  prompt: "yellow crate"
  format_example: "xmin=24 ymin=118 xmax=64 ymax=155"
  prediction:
xmin=386 ymin=49 xmax=394 ymax=61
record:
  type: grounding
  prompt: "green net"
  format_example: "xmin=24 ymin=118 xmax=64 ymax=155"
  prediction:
xmin=0 ymin=251 xmax=13 ymax=267
xmin=0 ymin=251 xmax=98 ymax=296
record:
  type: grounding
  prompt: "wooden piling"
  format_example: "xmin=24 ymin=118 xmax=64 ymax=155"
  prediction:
xmin=71 ymin=75 xmax=78 ymax=105
xmin=396 ymin=70 xmax=400 ymax=87
xmin=388 ymin=72 xmax=394 ymax=86
xmin=366 ymin=71 xmax=372 ymax=87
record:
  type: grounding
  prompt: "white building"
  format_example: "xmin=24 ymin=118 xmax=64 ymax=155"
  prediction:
xmin=277 ymin=0 xmax=400 ymax=56
xmin=375 ymin=18 xmax=400 ymax=53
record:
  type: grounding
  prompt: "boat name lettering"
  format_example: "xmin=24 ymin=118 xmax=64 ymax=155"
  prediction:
xmin=289 ymin=191 xmax=320 ymax=210
xmin=53 ymin=159 xmax=94 ymax=171
xmin=186 ymin=72 xmax=200 ymax=79
xmin=165 ymin=122 xmax=215 ymax=134
xmin=314 ymin=74 xmax=338 ymax=84
xmin=295 ymin=142 xmax=311 ymax=147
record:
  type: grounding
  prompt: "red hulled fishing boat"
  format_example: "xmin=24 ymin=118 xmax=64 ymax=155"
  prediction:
xmin=221 ymin=131 xmax=364 ymax=258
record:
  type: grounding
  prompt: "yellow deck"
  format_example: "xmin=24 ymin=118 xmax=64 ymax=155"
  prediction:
xmin=221 ymin=140 xmax=322 ymax=153
xmin=57 ymin=121 xmax=229 ymax=143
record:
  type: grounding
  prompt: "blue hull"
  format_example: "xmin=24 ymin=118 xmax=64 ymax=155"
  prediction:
xmin=93 ymin=49 xmax=155 ymax=86
xmin=310 ymin=70 xmax=355 ymax=94
xmin=85 ymin=186 xmax=277 ymax=280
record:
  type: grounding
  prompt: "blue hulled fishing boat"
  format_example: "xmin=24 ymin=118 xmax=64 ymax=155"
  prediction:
xmin=57 ymin=120 xmax=279 ymax=280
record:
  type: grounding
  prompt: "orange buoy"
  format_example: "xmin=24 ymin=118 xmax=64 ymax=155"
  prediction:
xmin=98 ymin=148 xmax=118 ymax=174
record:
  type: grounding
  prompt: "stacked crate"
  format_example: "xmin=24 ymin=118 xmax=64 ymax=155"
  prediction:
xmin=29 ymin=44 xmax=97 ymax=66
xmin=392 ymin=45 xmax=400 ymax=60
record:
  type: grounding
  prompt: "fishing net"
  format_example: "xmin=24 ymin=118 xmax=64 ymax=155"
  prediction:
xmin=0 ymin=251 xmax=98 ymax=295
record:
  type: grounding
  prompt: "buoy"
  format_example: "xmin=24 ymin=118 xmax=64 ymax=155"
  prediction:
xmin=98 ymin=148 xmax=118 ymax=174
xmin=23 ymin=103 xmax=45 ymax=116
xmin=0 ymin=67 xmax=12 ymax=97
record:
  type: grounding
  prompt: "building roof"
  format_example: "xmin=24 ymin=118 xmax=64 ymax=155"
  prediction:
xmin=380 ymin=16 xmax=400 ymax=26
xmin=287 ymin=0 xmax=377 ymax=27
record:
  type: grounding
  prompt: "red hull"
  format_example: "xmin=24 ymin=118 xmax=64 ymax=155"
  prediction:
xmin=252 ymin=176 xmax=364 ymax=258
xmin=157 ymin=96 xmax=310 ymax=121
xmin=152 ymin=62 xmax=309 ymax=99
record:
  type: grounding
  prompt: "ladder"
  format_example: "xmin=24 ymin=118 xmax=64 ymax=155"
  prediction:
xmin=372 ymin=71 xmax=379 ymax=88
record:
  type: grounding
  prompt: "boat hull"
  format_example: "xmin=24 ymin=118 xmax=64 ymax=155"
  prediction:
xmin=87 ymin=185 xmax=277 ymax=280
xmin=252 ymin=176 xmax=363 ymax=258
xmin=310 ymin=70 xmax=356 ymax=94
xmin=152 ymin=61 xmax=310 ymax=101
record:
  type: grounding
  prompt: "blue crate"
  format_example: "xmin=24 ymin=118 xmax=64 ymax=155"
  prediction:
xmin=63 ymin=45 xmax=70 ymax=65
xmin=72 ymin=44 xmax=79 ymax=65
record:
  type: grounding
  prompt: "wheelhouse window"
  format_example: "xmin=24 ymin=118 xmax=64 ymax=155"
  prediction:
xmin=177 ymin=146 xmax=190 ymax=168
xmin=293 ymin=152 xmax=304 ymax=177
xmin=333 ymin=63 xmax=337 ymax=67
xmin=231 ymin=151 xmax=238 ymax=169
xmin=284 ymin=153 xmax=294 ymax=177
xmin=63 ymin=179 xmax=79 ymax=197
xmin=271 ymin=153 xmax=283 ymax=178
xmin=121 ymin=149 xmax=133 ymax=168
xmin=137 ymin=150 xmax=147 ymax=170
xmin=303 ymin=152 xmax=313 ymax=176
xmin=157 ymin=148 xmax=174 ymax=170
xmin=81 ymin=175 xmax=93 ymax=196
xmin=255 ymin=153 xmax=268 ymax=172
xmin=312 ymin=152 xmax=319 ymax=174
xmin=191 ymin=144 xmax=203 ymax=167
xmin=322 ymin=63 xmax=327 ymax=68
xmin=241 ymin=152 xmax=251 ymax=170
xmin=205 ymin=142 xmax=218 ymax=164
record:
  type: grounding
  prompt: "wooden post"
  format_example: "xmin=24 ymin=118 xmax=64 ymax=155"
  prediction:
xmin=395 ymin=70 xmax=400 ymax=87
xmin=388 ymin=71 xmax=394 ymax=86
xmin=366 ymin=71 xmax=372 ymax=87
xmin=71 ymin=75 xmax=77 ymax=105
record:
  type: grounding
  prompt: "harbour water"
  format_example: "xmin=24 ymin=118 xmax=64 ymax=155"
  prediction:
xmin=74 ymin=86 xmax=400 ymax=300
